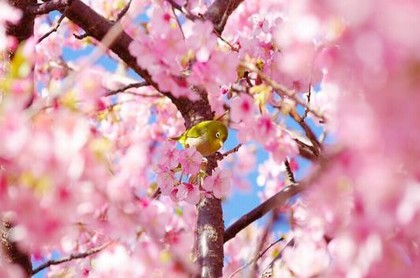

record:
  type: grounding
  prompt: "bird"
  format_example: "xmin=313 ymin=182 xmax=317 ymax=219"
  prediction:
xmin=172 ymin=120 xmax=228 ymax=156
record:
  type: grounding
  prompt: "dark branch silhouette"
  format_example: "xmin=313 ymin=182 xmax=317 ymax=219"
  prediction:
xmin=224 ymin=183 xmax=305 ymax=243
xmin=1 ymin=221 xmax=32 ymax=277
xmin=224 ymin=152 xmax=336 ymax=243
xmin=38 ymin=13 xmax=66 ymax=43
xmin=26 ymin=0 xmax=72 ymax=15
xmin=105 ymin=81 xmax=151 ymax=96
xmin=32 ymin=242 xmax=111 ymax=275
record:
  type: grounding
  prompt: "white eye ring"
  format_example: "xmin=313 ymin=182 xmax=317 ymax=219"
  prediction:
xmin=215 ymin=132 xmax=221 ymax=139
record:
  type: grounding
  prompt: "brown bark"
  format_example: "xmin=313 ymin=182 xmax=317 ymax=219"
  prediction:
xmin=223 ymin=184 xmax=305 ymax=243
xmin=196 ymin=196 xmax=224 ymax=277
xmin=205 ymin=0 xmax=245 ymax=34
xmin=6 ymin=0 xmax=37 ymax=52
xmin=60 ymin=0 xmax=217 ymax=127
xmin=1 ymin=221 xmax=32 ymax=277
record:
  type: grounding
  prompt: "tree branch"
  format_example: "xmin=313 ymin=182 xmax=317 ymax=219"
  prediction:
xmin=26 ymin=0 xmax=72 ymax=15
xmin=114 ymin=0 xmax=132 ymax=22
xmin=242 ymin=61 xmax=326 ymax=122
xmin=224 ymin=183 xmax=305 ymax=243
xmin=224 ymin=153 xmax=335 ymax=243
xmin=289 ymin=108 xmax=322 ymax=157
xmin=105 ymin=81 xmax=150 ymax=96
xmin=31 ymin=242 xmax=111 ymax=275
xmin=261 ymin=238 xmax=295 ymax=276
xmin=1 ymin=221 xmax=32 ymax=277
xmin=216 ymin=143 xmax=242 ymax=160
xmin=166 ymin=0 xmax=199 ymax=21
xmin=303 ymin=83 xmax=312 ymax=120
xmin=167 ymin=0 xmax=243 ymax=42
xmin=58 ymin=0 xmax=154 ymax=85
xmin=251 ymin=212 xmax=278 ymax=276
xmin=228 ymin=236 xmax=284 ymax=278
xmin=60 ymin=0 xmax=215 ymax=127
xmin=284 ymin=159 xmax=296 ymax=184
xmin=6 ymin=0 xmax=37 ymax=56
xmin=204 ymin=0 xmax=244 ymax=34
xmin=294 ymin=138 xmax=317 ymax=161
xmin=196 ymin=195 xmax=224 ymax=277
xmin=38 ymin=13 xmax=66 ymax=43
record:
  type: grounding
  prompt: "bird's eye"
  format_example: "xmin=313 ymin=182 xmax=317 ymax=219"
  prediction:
xmin=215 ymin=132 xmax=221 ymax=139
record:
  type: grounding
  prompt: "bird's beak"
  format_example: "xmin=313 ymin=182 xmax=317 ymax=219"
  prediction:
xmin=219 ymin=140 xmax=224 ymax=150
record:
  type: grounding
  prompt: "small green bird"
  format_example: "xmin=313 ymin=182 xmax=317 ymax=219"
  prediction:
xmin=173 ymin=120 xmax=228 ymax=156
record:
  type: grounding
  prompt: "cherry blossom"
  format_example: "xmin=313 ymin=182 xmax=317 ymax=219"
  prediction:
xmin=186 ymin=20 xmax=217 ymax=62
xmin=176 ymin=182 xmax=201 ymax=205
xmin=1 ymin=0 xmax=420 ymax=276
xmin=178 ymin=148 xmax=202 ymax=176
xmin=203 ymin=169 xmax=231 ymax=199
xmin=159 ymin=142 xmax=181 ymax=170
xmin=229 ymin=93 xmax=256 ymax=123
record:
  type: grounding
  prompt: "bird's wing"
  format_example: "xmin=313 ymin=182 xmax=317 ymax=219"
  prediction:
xmin=185 ymin=122 xmax=208 ymax=138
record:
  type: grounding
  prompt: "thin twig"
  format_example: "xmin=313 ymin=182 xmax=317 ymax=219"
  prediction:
xmin=32 ymin=242 xmax=112 ymax=274
xmin=294 ymin=138 xmax=317 ymax=161
xmin=251 ymin=212 xmax=279 ymax=276
xmin=166 ymin=0 xmax=183 ymax=11
xmin=73 ymin=32 xmax=88 ymax=40
xmin=204 ymin=0 xmax=244 ymax=34
xmin=303 ymin=83 xmax=312 ymax=120
xmin=217 ymin=143 xmax=242 ymax=160
xmin=224 ymin=152 xmax=335 ymax=243
xmin=151 ymin=188 xmax=161 ymax=199
xmin=284 ymin=159 xmax=296 ymax=184
xmin=242 ymin=61 xmax=326 ymax=122
xmin=166 ymin=0 xmax=199 ymax=21
xmin=38 ymin=13 xmax=66 ymax=43
xmin=224 ymin=183 xmax=303 ymax=243
xmin=289 ymin=108 xmax=322 ymax=156
xmin=244 ymin=71 xmax=253 ymax=87
xmin=215 ymin=31 xmax=239 ymax=52
xmin=108 ymin=91 xmax=162 ymax=98
xmin=167 ymin=0 xmax=240 ymax=50
xmin=171 ymin=6 xmax=186 ymax=40
xmin=105 ymin=81 xmax=150 ymax=96
xmin=261 ymin=238 xmax=295 ymax=276
xmin=319 ymin=130 xmax=327 ymax=144
xmin=213 ymin=0 xmax=233 ymax=34
xmin=228 ymin=236 xmax=284 ymax=278
xmin=115 ymin=0 xmax=132 ymax=21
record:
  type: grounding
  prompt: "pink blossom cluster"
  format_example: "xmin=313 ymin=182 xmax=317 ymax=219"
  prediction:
xmin=156 ymin=142 xmax=232 ymax=203
xmin=0 ymin=101 xmax=110 ymax=252
xmin=128 ymin=4 xmax=239 ymax=102
xmin=300 ymin=0 xmax=420 ymax=276
xmin=1 ymin=0 xmax=419 ymax=276
xmin=222 ymin=0 xmax=420 ymax=276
